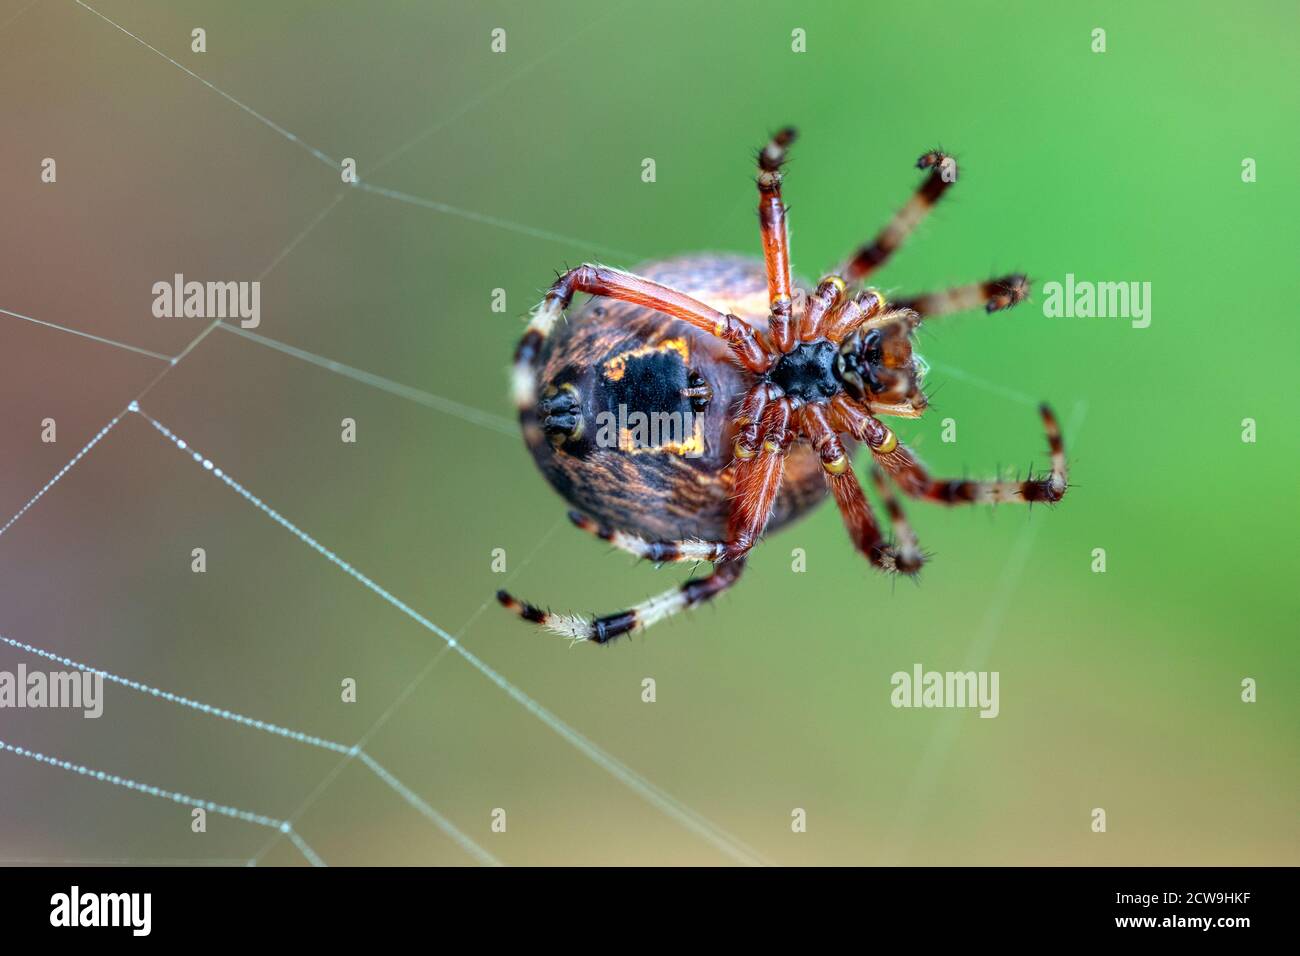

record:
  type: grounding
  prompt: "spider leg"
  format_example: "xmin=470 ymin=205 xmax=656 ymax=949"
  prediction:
xmin=496 ymin=560 xmax=746 ymax=644
xmin=874 ymin=404 xmax=1067 ymax=505
xmin=756 ymin=127 xmax=799 ymax=353
xmin=839 ymin=151 xmax=959 ymax=285
xmin=566 ymin=510 xmax=724 ymax=563
xmin=802 ymin=404 xmax=923 ymax=574
xmin=893 ymin=274 xmax=1030 ymax=318
xmin=828 ymin=393 xmax=912 ymax=439
xmin=722 ymin=396 xmax=793 ymax=561
xmin=796 ymin=275 xmax=853 ymax=342
xmin=868 ymin=465 xmax=923 ymax=567
xmin=511 ymin=263 xmax=771 ymax=412
xmin=818 ymin=288 xmax=887 ymax=343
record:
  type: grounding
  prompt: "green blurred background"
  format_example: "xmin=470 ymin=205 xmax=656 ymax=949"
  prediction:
xmin=0 ymin=0 xmax=1295 ymax=865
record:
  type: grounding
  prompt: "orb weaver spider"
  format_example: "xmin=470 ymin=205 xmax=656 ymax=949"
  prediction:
xmin=499 ymin=127 xmax=1066 ymax=644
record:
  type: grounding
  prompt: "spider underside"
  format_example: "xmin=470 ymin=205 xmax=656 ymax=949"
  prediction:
xmin=500 ymin=128 xmax=1066 ymax=644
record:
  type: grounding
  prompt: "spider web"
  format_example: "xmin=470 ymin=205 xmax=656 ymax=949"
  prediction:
xmin=0 ymin=1 xmax=1083 ymax=866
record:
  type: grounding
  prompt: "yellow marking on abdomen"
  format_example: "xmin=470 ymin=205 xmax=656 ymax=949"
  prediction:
xmin=602 ymin=337 xmax=690 ymax=382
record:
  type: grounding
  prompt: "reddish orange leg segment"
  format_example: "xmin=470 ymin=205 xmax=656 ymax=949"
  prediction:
xmin=828 ymin=393 xmax=897 ymax=449
xmin=797 ymin=275 xmax=850 ymax=342
xmin=823 ymin=289 xmax=889 ymax=343
xmin=724 ymin=397 xmax=793 ymax=561
xmin=757 ymin=128 xmax=798 ymax=353
xmin=802 ymin=404 xmax=921 ymax=574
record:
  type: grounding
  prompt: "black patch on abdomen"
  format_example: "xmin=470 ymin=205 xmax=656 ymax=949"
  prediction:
xmin=602 ymin=350 xmax=692 ymax=420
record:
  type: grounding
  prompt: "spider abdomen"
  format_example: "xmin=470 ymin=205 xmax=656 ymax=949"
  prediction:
xmin=522 ymin=254 xmax=829 ymax=542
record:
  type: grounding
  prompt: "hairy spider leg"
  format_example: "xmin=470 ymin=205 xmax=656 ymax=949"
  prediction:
xmin=874 ymin=404 xmax=1068 ymax=505
xmin=756 ymin=127 xmax=799 ymax=353
xmin=797 ymin=275 xmax=851 ymax=342
xmin=565 ymin=509 xmax=725 ymax=563
xmin=820 ymin=289 xmax=886 ymax=343
xmin=497 ymin=559 xmax=746 ymax=644
xmin=723 ymin=396 xmax=793 ymax=561
xmin=868 ymin=465 xmax=923 ymax=568
xmin=801 ymin=404 xmax=923 ymax=574
xmin=893 ymin=273 xmax=1030 ymax=317
xmin=840 ymin=151 xmax=959 ymax=284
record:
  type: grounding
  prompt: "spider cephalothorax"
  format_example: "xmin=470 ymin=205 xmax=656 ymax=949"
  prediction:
xmin=499 ymin=128 xmax=1067 ymax=644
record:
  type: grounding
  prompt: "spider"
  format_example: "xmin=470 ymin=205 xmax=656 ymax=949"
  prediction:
xmin=498 ymin=127 xmax=1066 ymax=644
